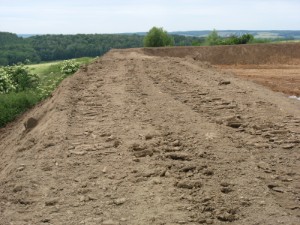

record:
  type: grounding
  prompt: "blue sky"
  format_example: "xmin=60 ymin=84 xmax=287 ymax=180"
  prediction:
xmin=0 ymin=0 xmax=299 ymax=34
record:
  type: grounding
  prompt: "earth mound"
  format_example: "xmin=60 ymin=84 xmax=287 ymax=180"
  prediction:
xmin=0 ymin=45 xmax=299 ymax=225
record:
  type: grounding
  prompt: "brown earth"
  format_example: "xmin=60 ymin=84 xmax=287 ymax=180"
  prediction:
xmin=0 ymin=44 xmax=300 ymax=225
xmin=143 ymin=43 xmax=300 ymax=96
xmin=218 ymin=65 xmax=300 ymax=96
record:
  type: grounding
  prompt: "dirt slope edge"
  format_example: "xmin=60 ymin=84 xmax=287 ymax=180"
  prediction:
xmin=142 ymin=43 xmax=300 ymax=65
xmin=0 ymin=50 xmax=299 ymax=225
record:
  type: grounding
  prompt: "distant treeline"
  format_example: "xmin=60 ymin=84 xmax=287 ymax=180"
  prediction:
xmin=0 ymin=32 xmax=205 ymax=66
xmin=170 ymin=30 xmax=300 ymax=39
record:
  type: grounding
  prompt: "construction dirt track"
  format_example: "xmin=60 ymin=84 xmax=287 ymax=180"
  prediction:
xmin=0 ymin=43 xmax=300 ymax=225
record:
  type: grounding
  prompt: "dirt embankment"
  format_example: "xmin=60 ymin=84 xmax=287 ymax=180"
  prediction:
xmin=143 ymin=43 xmax=300 ymax=95
xmin=143 ymin=43 xmax=300 ymax=65
xmin=0 ymin=46 xmax=300 ymax=225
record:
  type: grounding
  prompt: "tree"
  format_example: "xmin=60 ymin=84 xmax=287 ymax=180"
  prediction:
xmin=205 ymin=29 xmax=221 ymax=46
xmin=204 ymin=30 xmax=255 ymax=46
xmin=239 ymin=34 xmax=254 ymax=44
xmin=143 ymin=27 xmax=174 ymax=47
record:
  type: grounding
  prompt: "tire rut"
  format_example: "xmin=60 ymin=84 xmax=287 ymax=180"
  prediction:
xmin=0 ymin=51 xmax=299 ymax=225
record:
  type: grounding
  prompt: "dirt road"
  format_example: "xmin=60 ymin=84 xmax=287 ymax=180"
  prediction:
xmin=0 ymin=48 xmax=299 ymax=225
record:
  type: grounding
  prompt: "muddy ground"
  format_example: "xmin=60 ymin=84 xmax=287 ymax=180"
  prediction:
xmin=0 ymin=45 xmax=299 ymax=225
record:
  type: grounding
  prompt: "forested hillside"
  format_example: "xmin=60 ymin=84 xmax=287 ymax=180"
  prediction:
xmin=0 ymin=32 xmax=204 ymax=65
xmin=0 ymin=32 xmax=40 ymax=65
xmin=28 ymin=34 xmax=143 ymax=61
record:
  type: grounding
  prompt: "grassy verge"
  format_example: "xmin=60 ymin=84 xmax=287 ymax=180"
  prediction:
xmin=0 ymin=57 xmax=94 ymax=127
xmin=0 ymin=91 xmax=40 ymax=127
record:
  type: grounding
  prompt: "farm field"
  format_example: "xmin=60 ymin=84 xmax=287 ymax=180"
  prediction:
xmin=0 ymin=44 xmax=299 ymax=225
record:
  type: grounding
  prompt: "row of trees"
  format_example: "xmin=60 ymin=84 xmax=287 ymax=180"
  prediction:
xmin=28 ymin=34 xmax=143 ymax=61
xmin=203 ymin=29 xmax=254 ymax=46
xmin=0 ymin=29 xmax=256 ymax=65
xmin=143 ymin=28 xmax=255 ymax=47
xmin=0 ymin=32 xmax=205 ymax=66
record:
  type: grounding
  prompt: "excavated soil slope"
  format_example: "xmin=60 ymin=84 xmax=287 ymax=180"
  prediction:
xmin=143 ymin=43 xmax=300 ymax=96
xmin=143 ymin=43 xmax=300 ymax=65
xmin=0 ymin=48 xmax=300 ymax=225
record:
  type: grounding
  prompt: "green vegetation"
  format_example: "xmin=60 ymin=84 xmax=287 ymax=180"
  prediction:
xmin=0 ymin=91 xmax=40 ymax=127
xmin=190 ymin=30 xmax=298 ymax=46
xmin=1 ymin=30 xmax=299 ymax=66
xmin=205 ymin=29 xmax=220 ymax=46
xmin=200 ymin=29 xmax=254 ymax=46
xmin=168 ymin=30 xmax=300 ymax=40
xmin=27 ymin=34 xmax=143 ymax=62
xmin=0 ymin=32 xmax=143 ymax=66
xmin=0 ymin=64 xmax=39 ymax=93
xmin=143 ymin=27 xmax=175 ymax=47
xmin=60 ymin=59 xmax=80 ymax=75
xmin=0 ymin=32 xmax=40 ymax=66
xmin=0 ymin=57 xmax=94 ymax=127
xmin=0 ymin=32 xmax=205 ymax=66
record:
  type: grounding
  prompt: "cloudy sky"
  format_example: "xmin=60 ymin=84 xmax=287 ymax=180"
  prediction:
xmin=0 ymin=0 xmax=299 ymax=34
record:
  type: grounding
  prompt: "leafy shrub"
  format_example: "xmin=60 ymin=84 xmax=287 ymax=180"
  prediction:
xmin=239 ymin=34 xmax=254 ymax=44
xmin=60 ymin=60 xmax=80 ymax=75
xmin=0 ymin=57 xmax=93 ymax=127
xmin=223 ymin=34 xmax=254 ymax=45
xmin=144 ymin=27 xmax=174 ymax=47
xmin=0 ymin=64 xmax=39 ymax=93
xmin=36 ymin=75 xmax=65 ymax=99
xmin=0 ymin=68 xmax=16 ymax=93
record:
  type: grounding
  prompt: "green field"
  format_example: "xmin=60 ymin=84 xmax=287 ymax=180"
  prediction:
xmin=28 ymin=57 xmax=93 ymax=81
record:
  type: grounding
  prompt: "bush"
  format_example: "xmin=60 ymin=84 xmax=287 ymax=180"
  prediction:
xmin=0 ymin=64 xmax=39 ymax=93
xmin=205 ymin=30 xmax=255 ymax=46
xmin=0 ymin=68 xmax=16 ymax=93
xmin=60 ymin=59 xmax=80 ymax=75
xmin=143 ymin=27 xmax=174 ymax=47
xmin=239 ymin=34 xmax=254 ymax=44
xmin=205 ymin=29 xmax=221 ymax=46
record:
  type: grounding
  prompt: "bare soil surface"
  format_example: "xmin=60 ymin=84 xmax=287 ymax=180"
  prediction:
xmin=144 ymin=43 xmax=300 ymax=97
xmin=0 ymin=47 xmax=300 ymax=225
xmin=218 ymin=65 xmax=300 ymax=96
xmin=143 ymin=43 xmax=300 ymax=65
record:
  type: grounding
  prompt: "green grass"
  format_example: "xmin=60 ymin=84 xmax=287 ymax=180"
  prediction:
xmin=0 ymin=91 xmax=40 ymax=127
xmin=29 ymin=57 xmax=93 ymax=78
xmin=0 ymin=57 xmax=95 ymax=127
xmin=35 ymin=57 xmax=94 ymax=97
xmin=274 ymin=40 xmax=300 ymax=43
xmin=28 ymin=61 xmax=61 ymax=74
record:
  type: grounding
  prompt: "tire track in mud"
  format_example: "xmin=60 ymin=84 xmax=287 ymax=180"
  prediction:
xmin=137 ymin=56 xmax=300 ymax=224
xmin=0 ymin=51 xmax=299 ymax=225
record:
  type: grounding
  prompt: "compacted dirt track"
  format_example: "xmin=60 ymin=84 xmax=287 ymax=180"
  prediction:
xmin=0 ymin=47 xmax=300 ymax=225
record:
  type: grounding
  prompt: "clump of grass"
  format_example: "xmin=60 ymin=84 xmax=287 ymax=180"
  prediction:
xmin=0 ymin=91 xmax=40 ymax=127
